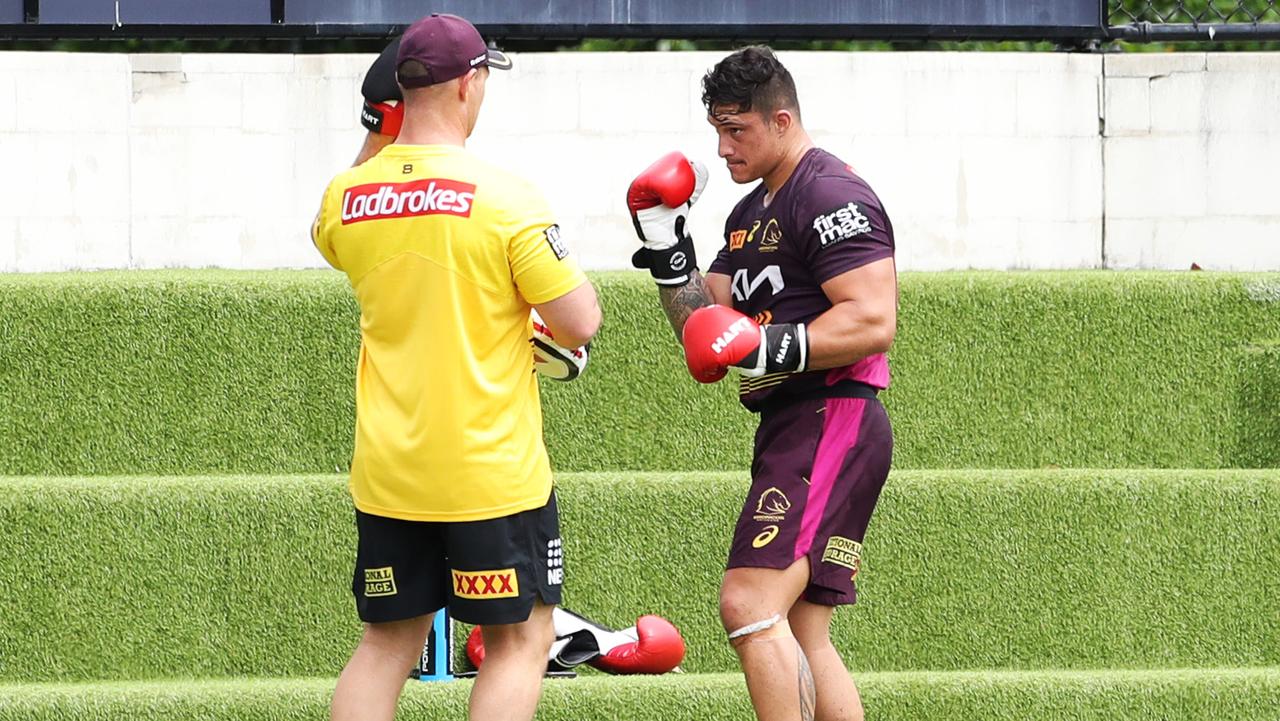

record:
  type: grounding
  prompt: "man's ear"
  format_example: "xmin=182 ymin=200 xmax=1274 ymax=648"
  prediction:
xmin=772 ymin=108 xmax=794 ymax=134
xmin=459 ymin=69 xmax=479 ymax=101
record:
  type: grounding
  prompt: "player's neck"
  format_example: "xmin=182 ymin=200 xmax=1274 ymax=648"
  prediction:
xmin=396 ymin=111 xmax=469 ymax=147
xmin=761 ymin=137 xmax=815 ymax=204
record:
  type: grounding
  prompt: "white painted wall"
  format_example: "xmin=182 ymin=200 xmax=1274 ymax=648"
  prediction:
xmin=1103 ymin=53 xmax=1280 ymax=270
xmin=0 ymin=50 xmax=1275 ymax=272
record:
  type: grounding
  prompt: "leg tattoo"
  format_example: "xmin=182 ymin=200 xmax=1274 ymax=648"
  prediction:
xmin=798 ymin=642 xmax=816 ymax=721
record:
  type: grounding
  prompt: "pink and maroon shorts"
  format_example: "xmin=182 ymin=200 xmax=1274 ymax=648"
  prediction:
xmin=727 ymin=385 xmax=892 ymax=606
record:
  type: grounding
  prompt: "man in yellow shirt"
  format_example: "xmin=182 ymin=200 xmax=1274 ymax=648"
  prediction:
xmin=312 ymin=14 xmax=602 ymax=721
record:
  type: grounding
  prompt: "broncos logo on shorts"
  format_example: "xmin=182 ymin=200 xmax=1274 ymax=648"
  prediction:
xmin=753 ymin=487 xmax=792 ymax=522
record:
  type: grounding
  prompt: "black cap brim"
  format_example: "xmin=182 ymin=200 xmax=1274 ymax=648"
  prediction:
xmin=487 ymin=48 xmax=513 ymax=70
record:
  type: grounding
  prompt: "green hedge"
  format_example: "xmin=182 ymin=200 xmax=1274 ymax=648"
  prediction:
xmin=2 ymin=271 xmax=1280 ymax=473
xmin=2 ymin=669 xmax=1278 ymax=721
xmin=2 ymin=271 xmax=1278 ymax=474
xmin=2 ymin=471 xmax=1275 ymax=683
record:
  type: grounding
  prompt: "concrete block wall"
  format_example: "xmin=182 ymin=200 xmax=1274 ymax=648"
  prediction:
xmin=2 ymin=53 xmax=133 ymax=271
xmin=0 ymin=52 xmax=368 ymax=272
xmin=1103 ymin=54 xmax=1280 ymax=270
xmin=791 ymin=52 xmax=1105 ymax=271
xmin=0 ymin=50 xmax=1276 ymax=272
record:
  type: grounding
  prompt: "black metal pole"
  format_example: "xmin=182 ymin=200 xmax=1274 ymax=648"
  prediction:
xmin=1108 ymin=22 xmax=1280 ymax=42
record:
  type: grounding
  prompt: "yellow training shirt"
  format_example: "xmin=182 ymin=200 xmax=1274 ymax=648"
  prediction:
xmin=313 ymin=144 xmax=586 ymax=522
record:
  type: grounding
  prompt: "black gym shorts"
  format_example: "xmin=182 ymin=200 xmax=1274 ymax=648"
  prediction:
xmin=351 ymin=490 xmax=563 ymax=625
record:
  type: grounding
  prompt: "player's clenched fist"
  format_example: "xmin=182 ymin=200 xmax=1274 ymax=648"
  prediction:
xmin=627 ymin=151 xmax=708 ymax=286
xmin=682 ymin=305 xmax=808 ymax=383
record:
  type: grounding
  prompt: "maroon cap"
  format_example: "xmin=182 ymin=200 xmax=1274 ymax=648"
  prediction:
xmin=396 ymin=13 xmax=512 ymax=88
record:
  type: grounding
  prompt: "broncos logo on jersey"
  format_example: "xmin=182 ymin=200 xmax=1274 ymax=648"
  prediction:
xmin=758 ymin=219 xmax=782 ymax=252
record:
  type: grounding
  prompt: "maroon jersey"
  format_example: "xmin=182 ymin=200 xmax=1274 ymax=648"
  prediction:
xmin=708 ymin=148 xmax=895 ymax=412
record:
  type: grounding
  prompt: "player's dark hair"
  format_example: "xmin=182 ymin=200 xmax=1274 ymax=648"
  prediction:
xmin=701 ymin=46 xmax=800 ymax=123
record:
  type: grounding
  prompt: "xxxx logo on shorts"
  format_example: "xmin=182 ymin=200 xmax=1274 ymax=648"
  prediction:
xmin=452 ymin=569 xmax=520 ymax=600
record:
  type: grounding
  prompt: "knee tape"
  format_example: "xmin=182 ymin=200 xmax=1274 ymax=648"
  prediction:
xmin=727 ymin=613 xmax=783 ymax=641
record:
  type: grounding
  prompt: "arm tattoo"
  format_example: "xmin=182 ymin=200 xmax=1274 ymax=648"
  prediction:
xmin=798 ymin=643 xmax=816 ymax=721
xmin=657 ymin=272 xmax=714 ymax=339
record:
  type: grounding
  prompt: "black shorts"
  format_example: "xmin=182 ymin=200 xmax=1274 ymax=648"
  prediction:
xmin=351 ymin=491 xmax=563 ymax=625
xmin=727 ymin=394 xmax=892 ymax=606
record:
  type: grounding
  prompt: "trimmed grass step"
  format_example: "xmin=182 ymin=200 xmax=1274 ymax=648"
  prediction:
xmin=2 ymin=471 xmax=1276 ymax=682
xmin=2 ymin=271 xmax=1278 ymax=474
xmin=1 ymin=668 xmax=1277 ymax=721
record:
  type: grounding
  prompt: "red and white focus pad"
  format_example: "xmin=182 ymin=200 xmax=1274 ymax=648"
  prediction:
xmin=466 ymin=608 xmax=684 ymax=675
xmin=531 ymin=309 xmax=589 ymax=382
xmin=465 ymin=625 xmax=486 ymax=669
xmin=360 ymin=99 xmax=403 ymax=137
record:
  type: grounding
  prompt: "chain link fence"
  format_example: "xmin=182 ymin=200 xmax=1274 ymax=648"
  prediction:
xmin=1109 ymin=0 xmax=1280 ymax=40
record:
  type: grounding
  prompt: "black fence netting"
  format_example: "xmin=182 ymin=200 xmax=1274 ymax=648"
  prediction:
xmin=1111 ymin=0 xmax=1280 ymax=24
xmin=1109 ymin=0 xmax=1280 ymax=40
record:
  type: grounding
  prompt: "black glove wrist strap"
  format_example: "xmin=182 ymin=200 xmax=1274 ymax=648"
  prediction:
xmin=631 ymin=232 xmax=696 ymax=286
xmin=759 ymin=323 xmax=808 ymax=374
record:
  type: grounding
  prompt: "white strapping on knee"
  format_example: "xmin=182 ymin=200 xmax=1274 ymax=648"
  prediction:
xmin=727 ymin=613 xmax=782 ymax=640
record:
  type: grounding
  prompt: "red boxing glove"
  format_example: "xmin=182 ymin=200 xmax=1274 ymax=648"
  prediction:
xmin=627 ymin=151 xmax=708 ymax=286
xmin=682 ymin=305 xmax=808 ymax=383
xmin=627 ymin=151 xmax=700 ymax=211
xmin=682 ymin=305 xmax=757 ymax=383
xmin=590 ymin=615 xmax=686 ymax=675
